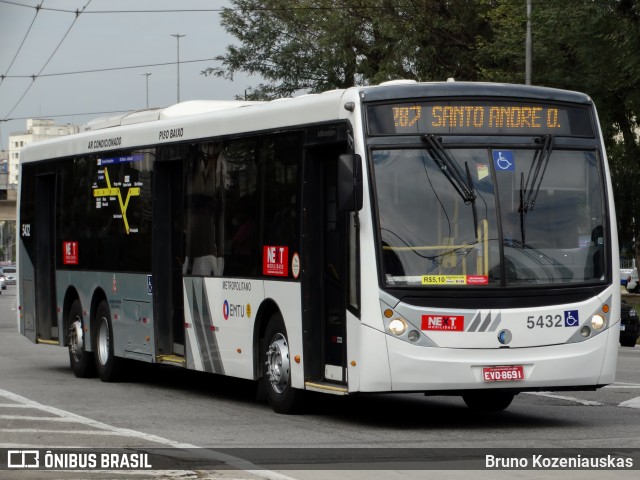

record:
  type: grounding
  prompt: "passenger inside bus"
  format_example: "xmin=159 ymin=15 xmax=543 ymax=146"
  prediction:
xmin=227 ymin=195 xmax=257 ymax=276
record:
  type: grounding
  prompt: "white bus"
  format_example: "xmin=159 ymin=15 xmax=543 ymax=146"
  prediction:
xmin=18 ymin=81 xmax=619 ymax=413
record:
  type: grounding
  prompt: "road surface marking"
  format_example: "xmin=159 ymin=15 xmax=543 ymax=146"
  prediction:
xmin=619 ymin=397 xmax=640 ymax=409
xmin=0 ymin=388 xmax=296 ymax=480
xmin=522 ymin=392 xmax=604 ymax=406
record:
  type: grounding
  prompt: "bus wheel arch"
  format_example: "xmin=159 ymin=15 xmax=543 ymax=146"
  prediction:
xmin=259 ymin=306 xmax=303 ymax=414
xmin=64 ymin=288 xmax=96 ymax=378
xmin=90 ymin=290 xmax=123 ymax=382
xmin=253 ymin=299 xmax=279 ymax=379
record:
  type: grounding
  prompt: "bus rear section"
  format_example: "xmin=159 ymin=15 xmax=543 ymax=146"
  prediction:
xmin=352 ymin=83 xmax=619 ymax=409
xmin=15 ymin=105 xmax=357 ymax=414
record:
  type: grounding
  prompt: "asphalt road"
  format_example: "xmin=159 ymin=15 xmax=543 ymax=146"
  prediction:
xmin=1 ymin=284 xmax=639 ymax=479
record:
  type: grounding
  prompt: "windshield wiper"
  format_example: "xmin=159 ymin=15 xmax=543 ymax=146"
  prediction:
xmin=423 ymin=135 xmax=479 ymax=236
xmin=516 ymin=134 xmax=554 ymax=246
xmin=423 ymin=135 xmax=476 ymax=203
xmin=520 ymin=134 xmax=554 ymax=213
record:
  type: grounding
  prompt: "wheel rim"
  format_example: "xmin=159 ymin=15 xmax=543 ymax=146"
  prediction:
xmin=97 ymin=317 xmax=110 ymax=366
xmin=69 ymin=318 xmax=83 ymax=362
xmin=265 ymin=333 xmax=290 ymax=394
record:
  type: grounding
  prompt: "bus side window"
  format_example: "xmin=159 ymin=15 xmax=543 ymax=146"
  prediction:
xmin=262 ymin=133 xmax=301 ymax=264
xmin=222 ymin=138 xmax=259 ymax=277
xmin=183 ymin=142 xmax=225 ymax=276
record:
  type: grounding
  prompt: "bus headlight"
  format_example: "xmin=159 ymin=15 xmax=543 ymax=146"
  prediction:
xmin=388 ymin=318 xmax=408 ymax=336
xmin=590 ymin=314 xmax=605 ymax=331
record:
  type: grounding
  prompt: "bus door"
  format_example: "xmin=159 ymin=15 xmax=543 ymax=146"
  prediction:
xmin=302 ymin=137 xmax=350 ymax=386
xmin=33 ymin=173 xmax=57 ymax=342
xmin=152 ymin=155 xmax=185 ymax=358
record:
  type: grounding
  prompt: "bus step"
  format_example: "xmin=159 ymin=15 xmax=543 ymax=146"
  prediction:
xmin=304 ymin=381 xmax=348 ymax=395
xmin=156 ymin=354 xmax=185 ymax=366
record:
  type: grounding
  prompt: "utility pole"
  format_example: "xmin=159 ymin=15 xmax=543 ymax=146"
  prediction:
xmin=526 ymin=0 xmax=532 ymax=85
xmin=170 ymin=34 xmax=186 ymax=103
xmin=141 ymin=73 xmax=151 ymax=108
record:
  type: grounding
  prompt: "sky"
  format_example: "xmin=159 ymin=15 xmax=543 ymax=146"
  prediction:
xmin=0 ymin=0 xmax=258 ymax=150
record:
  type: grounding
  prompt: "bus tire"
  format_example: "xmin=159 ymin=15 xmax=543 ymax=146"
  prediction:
xmin=462 ymin=392 xmax=514 ymax=411
xmin=68 ymin=299 xmax=96 ymax=378
xmin=620 ymin=336 xmax=638 ymax=348
xmin=93 ymin=300 xmax=123 ymax=382
xmin=262 ymin=313 xmax=302 ymax=414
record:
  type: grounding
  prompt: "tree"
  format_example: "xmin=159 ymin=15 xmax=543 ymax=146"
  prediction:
xmin=204 ymin=0 xmax=492 ymax=99
xmin=479 ymin=0 xmax=640 ymax=260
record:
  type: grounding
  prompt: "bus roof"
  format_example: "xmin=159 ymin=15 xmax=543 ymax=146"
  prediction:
xmin=359 ymin=80 xmax=592 ymax=104
xmin=19 ymin=88 xmax=350 ymax=163
xmin=18 ymin=81 xmax=593 ymax=164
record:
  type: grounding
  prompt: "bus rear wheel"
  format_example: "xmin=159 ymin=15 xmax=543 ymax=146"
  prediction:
xmin=262 ymin=314 xmax=302 ymax=414
xmin=94 ymin=301 xmax=123 ymax=382
xmin=462 ymin=391 xmax=515 ymax=411
xmin=68 ymin=299 xmax=96 ymax=378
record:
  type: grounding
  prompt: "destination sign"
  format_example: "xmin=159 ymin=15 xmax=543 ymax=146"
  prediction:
xmin=367 ymin=101 xmax=594 ymax=137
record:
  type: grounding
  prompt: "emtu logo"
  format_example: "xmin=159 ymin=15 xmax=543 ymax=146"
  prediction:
xmin=421 ymin=315 xmax=465 ymax=331
xmin=222 ymin=300 xmax=229 ymax=320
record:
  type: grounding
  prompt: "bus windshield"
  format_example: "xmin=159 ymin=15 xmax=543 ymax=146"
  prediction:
xmin=372 ymin=145 xmax=606 ymax=287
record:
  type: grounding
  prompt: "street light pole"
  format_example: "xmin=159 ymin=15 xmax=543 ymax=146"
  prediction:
xmin=170 ymin=34 xmax=186 ymax=103
xmin=525 ymin=0 xmax=532 ymax=85
xmin=141 ymin=72 xmax=151 ymax=108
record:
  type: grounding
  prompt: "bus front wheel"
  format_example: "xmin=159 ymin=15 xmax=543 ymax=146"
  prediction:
xmin=68 ymin=299 xmax=96 ymax=378
xmin=93 ymin=301 xmax=123 ymax=382
xmin=462 ymin=392 xmax=515 ymax=411
xmin=262 ymin=314 xmax=302 ymax=414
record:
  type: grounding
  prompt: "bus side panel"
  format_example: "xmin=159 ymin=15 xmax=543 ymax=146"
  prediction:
xmin=55 ymin=271 xmax=155 ymax=360
xmin=181 ymin=277 xmax=302 ymax=384
xmin=263 ymin=280 xmax=303 ymax=390
xmin=345 ymin=310 xmax=361 ymax=391
xmin=183 ymin=277 xmax=265 ymax=379
xmin=117 ymin=273 xmax=155 ymax=361
xmin=184 ymin=277 xmax=227 ymax=374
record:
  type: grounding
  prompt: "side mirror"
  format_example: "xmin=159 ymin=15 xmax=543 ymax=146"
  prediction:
xmin=338 ymin=154 xmax=363 ymax=212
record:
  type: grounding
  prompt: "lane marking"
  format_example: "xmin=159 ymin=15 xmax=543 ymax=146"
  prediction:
xmin=619 ymin=397 xmax=640 ymax=409
xmin=522 ymin=392 xmax=604 ymax=406
xmin=524 ymin=385 xmax=640 ymax=409
xmin=1 ymin=429 xmax=156 ymax=435
xmin=0 ymin=388 xmax=296 ymax=480
xmin=0 ymin=415 xmax=90 ymax=421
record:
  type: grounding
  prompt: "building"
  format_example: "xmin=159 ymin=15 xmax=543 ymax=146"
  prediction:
xmin=0 ymin=150 xmax=8 ymax=201
xmin=0 ymin=150 xmax=15 ymax=259
xmin=8 ymin=119 xmax=79 ymax=186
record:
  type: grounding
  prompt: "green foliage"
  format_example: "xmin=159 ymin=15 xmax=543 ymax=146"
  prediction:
xmin=204 ymin=0 xmax=492 ymax=99
xmin=477 ymin=0 xmax=640 ymax=255
xmin=209 ymin=0 xmax=640 ymax=254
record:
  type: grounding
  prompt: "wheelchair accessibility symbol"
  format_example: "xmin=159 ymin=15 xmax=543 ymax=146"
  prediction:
xmin=492 ymin=150 xmax=515 ymax=171
xmin=564 ymin=310 xmax=580 ymax=327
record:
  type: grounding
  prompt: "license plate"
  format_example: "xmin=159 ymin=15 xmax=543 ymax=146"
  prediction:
xmin=482 ymin=365 xmax=524 ymax=382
